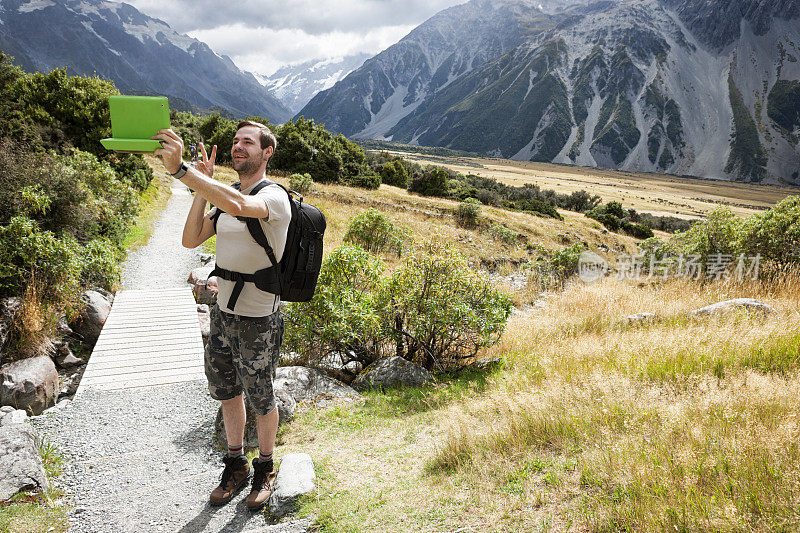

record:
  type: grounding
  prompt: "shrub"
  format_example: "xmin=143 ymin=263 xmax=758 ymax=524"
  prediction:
xmin=739 ymin=195 xmax=800 ymax=264
xmin=382 ymin=243 xmax=513 ymax=369
xmin=283 ymin=245 xmax=386 ymax=373
xmin=343 ymin=208 xmax=407 ymax=256
xmin=408 ymin=167 xmax=449 ymax=197
xmin=79 ymin=238 xmax=122 ymax=289
xmin=670 ymin=206 xmax=745 ymax=261
xmin=550 ymin=242 xmax=588 ymax=279
xmin=345 ymin=171 xmax=381 ymax=190
xmin=488 ymin=223 xmax=517 ymax=244
xmin=288 ymin=173 xmax=314 ymax=194
xmin=454 ymin=198 xmax=481 ymax=228
xmin=380 ymin=160 xmax=409 ymax=188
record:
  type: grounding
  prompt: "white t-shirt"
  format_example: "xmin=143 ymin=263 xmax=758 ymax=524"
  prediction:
xmin=211 ymin=179 xmax=291 ymax=317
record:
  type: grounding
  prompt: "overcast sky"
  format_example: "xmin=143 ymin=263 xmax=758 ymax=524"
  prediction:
xmin=124 ymin=0 xmax=467 ymax=75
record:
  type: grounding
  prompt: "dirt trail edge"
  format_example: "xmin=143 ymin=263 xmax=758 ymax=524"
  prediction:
xmin=31 ymin=182 xmax=308 ymax=532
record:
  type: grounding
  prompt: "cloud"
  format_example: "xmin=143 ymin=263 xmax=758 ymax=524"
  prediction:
xmin=125 ymin=0 xmax=465 ymax=35
xmin=188 ymin=24 xmax=416 ymax=75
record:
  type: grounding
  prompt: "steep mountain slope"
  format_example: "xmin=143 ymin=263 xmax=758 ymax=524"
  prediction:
xmin=259 ymin=53 xmax=371 ymax=114
xmin=0 ymin=0 xmax=292 ymax=122
xmin=298 ymin=0 xmax=552 ymax=138
xmin=300 ymin=0 xmax=800 ymax=183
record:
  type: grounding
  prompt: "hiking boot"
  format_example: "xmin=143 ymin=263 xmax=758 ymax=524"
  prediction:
xmin=245 ymin=457 xmax=276 ymax=511
xmin=209 ymin=455 xmax=250 ymax=506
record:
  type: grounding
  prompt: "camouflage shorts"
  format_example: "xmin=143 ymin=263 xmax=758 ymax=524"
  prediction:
xmin=204 ymin=304 xmax=284 ymax=416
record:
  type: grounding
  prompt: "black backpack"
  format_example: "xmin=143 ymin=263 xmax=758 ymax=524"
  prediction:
xmin=209 ymin=180 xmax=326 ymax=311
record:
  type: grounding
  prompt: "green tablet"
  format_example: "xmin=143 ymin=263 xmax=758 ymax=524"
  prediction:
xmin=100 ymin=95 xmax=170 ymax=153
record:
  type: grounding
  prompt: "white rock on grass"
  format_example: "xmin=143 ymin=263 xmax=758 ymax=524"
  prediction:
xmin=351 ymin=356 xmax=432 ymax=392
xmin=0 ymin=425 xmax=48 ymax=502
xmin=626 ymin=312 xmax=656 ymax=324
xmin=269 ymin=453 xmax=316 ymax=518
xmin=691 ymin=298 xmax=775 ymax=316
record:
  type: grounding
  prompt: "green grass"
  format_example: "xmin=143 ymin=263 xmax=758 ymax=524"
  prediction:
xmin=0 ymin=438 xmax=68 ymax=533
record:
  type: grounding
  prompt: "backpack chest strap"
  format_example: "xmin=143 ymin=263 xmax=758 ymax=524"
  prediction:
xmin=210 ymin=264 xmax=281 ymax=311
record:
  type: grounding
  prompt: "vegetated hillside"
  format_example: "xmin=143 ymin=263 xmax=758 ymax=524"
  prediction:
xmin=299 ymin=0 xmax=800 ymax=184
xmin=0 ymin=0 xmax=292 ymax=121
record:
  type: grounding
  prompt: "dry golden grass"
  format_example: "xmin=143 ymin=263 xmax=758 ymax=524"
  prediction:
xmin=277 ymin=268 xmax=800 ymax=532
xmin=391 ymin=151 xmax=798 ymax=219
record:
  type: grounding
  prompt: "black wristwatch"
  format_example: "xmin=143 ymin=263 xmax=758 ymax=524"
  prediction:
xmin=170 ymin=161 xmax=189 ymax=180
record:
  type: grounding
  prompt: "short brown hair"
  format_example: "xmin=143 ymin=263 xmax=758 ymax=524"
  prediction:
xmin=236 ymin=120 xmax=277 ymax=152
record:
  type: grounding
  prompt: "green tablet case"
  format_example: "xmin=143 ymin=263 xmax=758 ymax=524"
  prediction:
xmin=100 ymin=95 xmax=170 ymax=153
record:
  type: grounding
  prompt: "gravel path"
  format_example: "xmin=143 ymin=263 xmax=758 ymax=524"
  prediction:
xmin=121 ymin=183 xmax=206 ymax=289
xmin=31 ymin=182 xmax=310 ymax=532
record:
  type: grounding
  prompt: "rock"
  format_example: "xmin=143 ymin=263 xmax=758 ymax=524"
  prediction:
xmin=187 ymin=265 xmax=215 ymax=285
xmin=268 ymin=453 xmax=316 ymax=518
xmin=0 ymin=409 xmax=27 ymax=426
xmin=0 ymin=356 xmax=59 ymax=415
xmin=56 ymin=316 xmax=73 ymax=337
xmin=199 ymin=253 xmax=215 ymax=265
xmin=691 ymin=298 xmax=776 ymax=317
xmin=70 ymin=291 xmax=112 ymax=347
xmin=193 ymin=278 xmax=218 ymax=306
xmin=214 ymin=386 xmax=295 ymax=450
xmin=50 ymin=341 xmax=83 ymax=369
xmin=91 ymin=288 xmax=115 ymax=305
xmin=274 ymin=366 xmax=360 ymax=403
xmin=351 ymin=356 xmax=432 ymax=392
xmin=626 ymin=312 xmax=656 ymax=324
xmin=0 ymin=406 xmax=13 ymax=415
xmin=0 ymin=424 xmax=48 ymax=502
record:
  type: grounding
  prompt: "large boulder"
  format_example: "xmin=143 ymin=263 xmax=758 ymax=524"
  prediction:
xmin=268 ymin=453 xmax=315 ymax=518
xmin=0 ymin=424 xmax=48 ymax=502
xmin=274 ymin=366 xmax=360 ymax=403
xmin=214 ymin=386 xmax=295 ymax=450
xmin=70 ymin=290 xmax=112 ymax=347
xmin=691 ymin=298 xmax=776 ymax=317
xmin=49 ymin=341 xmax=83 ymax=369
xmin=0 ymin=356 xmax=59 ymax=414
xmin=351 ymin=356 xmax=432 ymax=392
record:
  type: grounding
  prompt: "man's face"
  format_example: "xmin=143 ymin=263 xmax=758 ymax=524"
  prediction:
xmin=231 ymin=126 xmax=272 ymax=175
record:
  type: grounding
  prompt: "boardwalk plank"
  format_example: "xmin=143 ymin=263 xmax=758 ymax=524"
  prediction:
xmin=77 ymin=287 xmax=205 ymax=396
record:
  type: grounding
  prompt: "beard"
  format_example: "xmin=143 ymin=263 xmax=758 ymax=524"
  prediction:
xmin=232 ymin=154 xmax=262 ymax=175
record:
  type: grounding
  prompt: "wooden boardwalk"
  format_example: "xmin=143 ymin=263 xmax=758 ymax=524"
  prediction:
xmin=76 ymin=287 xmax=205 ymax=394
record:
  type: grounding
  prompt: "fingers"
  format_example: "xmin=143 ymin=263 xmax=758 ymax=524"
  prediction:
xmin=157 ymin=128 xmax=183 ymax=143
xmin=210 ymin=145 xmax=217 ymax=163
xmin=200 ymin=142 xmax=208 ymax=162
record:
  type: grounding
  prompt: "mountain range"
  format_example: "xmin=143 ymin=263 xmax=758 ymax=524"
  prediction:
xmin=0 ymin=0 xmax=292 ymax=122
xmin=258 ymin=53 xmax=372 ymax=114
xmin=298 ymin=0 xmax=800 ymax=184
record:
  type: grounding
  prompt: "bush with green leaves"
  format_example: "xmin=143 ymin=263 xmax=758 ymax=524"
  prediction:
xmin=380 ymin=160 xmax=409 ymax=188
xmin=739 ymin=196 xmax=800 ymax=264
xmin=271 ymin=117 xmax=372 ymax=184
xmin=343 ymin=208 xmax=407 ymax=256
xmin=586 ymin=202 xmax=654 ymax=239
xmin=283 ymin=245 xmax=386 ymax=373
xmin=285 ymin=242 xmax=513 ymax=375
xmin=288 ymin=173 xmax=314 ymax=194
xmin=409 ymin=167 xmax=449 ymax=197
xmin=382 ymin=243 xmax=513 ymax=369
xmin=488 ymin=223 xmax=517 ymax=244
xmin=345 ymin=171 xmax=381 ymax=190
xmin=454 ymin=198 xmax=482 ymax=228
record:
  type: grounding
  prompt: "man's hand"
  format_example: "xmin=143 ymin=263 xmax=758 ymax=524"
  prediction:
xmin=152 ymin=129 xmax=184 ymax=174
xmin=195 ymin=142 xmax=217 ymax=178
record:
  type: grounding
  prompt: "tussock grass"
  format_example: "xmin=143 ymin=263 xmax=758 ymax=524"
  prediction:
xmin=428 ymin=273 xmax=800 ymax=531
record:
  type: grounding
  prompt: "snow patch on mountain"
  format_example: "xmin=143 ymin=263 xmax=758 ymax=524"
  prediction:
xmin=17 ymin=0 xmax=54 ymax=12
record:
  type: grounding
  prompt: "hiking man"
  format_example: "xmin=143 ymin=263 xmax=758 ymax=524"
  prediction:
xmin=152 ymin=122 xmax=290 ymax=510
